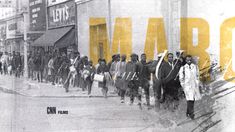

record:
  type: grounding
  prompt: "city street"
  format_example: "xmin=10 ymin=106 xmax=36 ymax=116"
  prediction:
xmin=0 ymin=75 xmax=227 ymax=132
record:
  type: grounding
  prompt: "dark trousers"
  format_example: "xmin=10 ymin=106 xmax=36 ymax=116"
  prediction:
xmin=15 ymin=69 xmax=21 ymax=78
xmin=81 ymin=78 xmax=87 ymax=91
xmin=28 ymin=68 xmax=33 ymax=79
xmin=86 ymin=78 xmax=93 ymax=95
xmin=140 ymin=79 xmax=150 ymax=105
xmin=36 ymin=71 xmax=42 ymax=82
xmin=187 ymin=100 xmax=195 ymax=116
xmin=3 ymin=64 xmax=7 ymax=75
xmin=130 ymin=88 xmax=141 ymax=103
xmin=153 ymin=79 xmax=163 ymax=109
xmin=153 ymin=80 xmax=162 ymax=100
xmin=120 ymin=89 xmax=126 ymax=100
xmin=63 ymin=72 xmax=73 ymax=92
xmin=164 ymin=80 xmax=179 ymax=101
xmin=129 ymin=80 xmax=141 ymax=103
xmin=40 ymin=70 xmax=44 ymax=82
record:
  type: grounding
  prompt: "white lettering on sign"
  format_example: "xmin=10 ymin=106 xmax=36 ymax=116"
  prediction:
xmin=32 ymin=20 xmax=36 ymax=24
xmin=30 ymin=0 xmax=42 ymax=6
xmin=29 ymin=2 xmax=35 ymax=6
xmin=48 ymin=0 xmax=69 ymax=6
xmin=52 ymin=5 xmax=69 ymax=22
xmin=32 ymin=13 xmax=38 ymax=18
xmin=35 ymin=0 xmax=42 ymax=4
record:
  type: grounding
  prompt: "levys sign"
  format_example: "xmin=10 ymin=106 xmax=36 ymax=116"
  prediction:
xmin=47 ymin=0 xmax=75 ymax=29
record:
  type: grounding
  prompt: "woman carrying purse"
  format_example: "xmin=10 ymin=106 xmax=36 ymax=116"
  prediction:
xmin=97 ymin=59 xmax=109 ymax=98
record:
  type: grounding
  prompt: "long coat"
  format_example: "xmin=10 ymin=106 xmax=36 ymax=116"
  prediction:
xmin=179 ymin=63 xmax=201 ymax=101
xmin=114 ymin=61 xmax=126 ymax=89
xmin=123 ymin=61 xmax=138 ymax=90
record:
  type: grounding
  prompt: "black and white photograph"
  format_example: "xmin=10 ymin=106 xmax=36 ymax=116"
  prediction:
xmin=0 ymin=0 xmax=235 ymax=131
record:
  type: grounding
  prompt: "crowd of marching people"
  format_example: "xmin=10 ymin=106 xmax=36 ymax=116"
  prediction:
xmin=0 ymin=51 xmax=24 ymax=77
xmin=0 ymin=49 xmax=202 ymax=120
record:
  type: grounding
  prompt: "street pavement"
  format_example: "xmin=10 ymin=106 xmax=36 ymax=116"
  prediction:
xmin=0 ymin=74 xmax=229 ymax=132
xmin=0 ymin=75 xmax=117 ymax=98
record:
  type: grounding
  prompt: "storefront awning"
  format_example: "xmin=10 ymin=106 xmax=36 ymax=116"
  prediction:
xmin=55 ymin=28 xmax=75 ymax=48
xmin=32 ymin=26 xmax=74 ymax=47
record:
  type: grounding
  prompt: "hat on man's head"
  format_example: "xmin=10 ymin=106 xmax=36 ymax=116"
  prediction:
xmin=130 ymin=53 xmax=137 ymax=57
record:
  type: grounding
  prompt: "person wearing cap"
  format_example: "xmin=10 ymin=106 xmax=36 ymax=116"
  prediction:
xmin=115 ymin=54 xmax=127 ymax=103
xmin=124 ymin=53 xmax=142 ymax=108
xmin=109 ymin=54 xmax=120 ymax=93
xmin=110 ymin=54 xmax=120 ymax=78
xmin=95 ymin=58 xmax=102 ymax=72
xmin=173 ymin=51 xmax=185 ymax=100
xmin=83 ymin=60 xmax=96 ymax=97
xmin=79 ymin=56 xmax=89 ymax=91
xmin=108 ymin=54 xmax=116 ymax=71
xmin=136 ymin=53 xmax=151 ymax=109
xmin=148 ymin=52 xmax=166 ymax=111
xmin=57 ymin=52 xmax=70 ymax=85
xmin=74 ymin=52 xmax=81 ymax=88
xmin=161 ymin=53 xmax=181 ymax=111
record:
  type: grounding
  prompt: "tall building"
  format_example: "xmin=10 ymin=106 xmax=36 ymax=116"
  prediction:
xmin=0 ymin=0 xmax=30 ymax=53
xmin=0 ymin=0 xmax=17 ymax=19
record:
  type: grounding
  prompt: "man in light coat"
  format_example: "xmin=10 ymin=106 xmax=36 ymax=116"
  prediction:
xmin=115 ymin=54 xmax=127 ymax=103
xmin=179 ymin=55 xmax=201 ymax=119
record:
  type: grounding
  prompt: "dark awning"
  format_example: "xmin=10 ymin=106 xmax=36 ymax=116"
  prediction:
xmin=32 ymin=26 xmax=73 ymax=47
xmin=55 ymin=28 xmax=75 ymax=48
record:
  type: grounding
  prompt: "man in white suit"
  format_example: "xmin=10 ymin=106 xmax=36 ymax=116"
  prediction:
xmin=179 ymin=55 xmax=202 ymax=119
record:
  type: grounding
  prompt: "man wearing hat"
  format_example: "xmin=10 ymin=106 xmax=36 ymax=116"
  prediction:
xmin=124 ymin=53 xmax=141 ymax=108
xmin=136 ymin=53 xmax=151 ymax=109
xmin=148 ymin=52 xmax=166 ymax=111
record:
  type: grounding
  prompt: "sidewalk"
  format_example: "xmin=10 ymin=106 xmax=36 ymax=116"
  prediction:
xmin=0 ymin=75 xmax=118 ymax=98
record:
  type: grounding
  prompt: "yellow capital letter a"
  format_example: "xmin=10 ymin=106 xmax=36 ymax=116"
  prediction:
xmin=144 ymin=18 xmax=168 ymax=60
xmin=220 ymin=17 xmax=235 ymax=83
xmin=181 ymin=18 xmax=211 ymax=79
xmin=111 ymin=18 xmax=132 ymax=60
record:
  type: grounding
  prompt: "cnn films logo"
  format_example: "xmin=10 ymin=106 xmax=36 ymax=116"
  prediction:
xmin=47 ymin=107 xmax=68 ymax=114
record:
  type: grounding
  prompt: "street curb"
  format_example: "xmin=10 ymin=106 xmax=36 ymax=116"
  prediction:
xmin=0 ymin=86 xmax=30 ymax=97
xmin=30 ymin=95 xmax=118 ymax=98
xmin=0 ymin=86 xmax=118 ymax=98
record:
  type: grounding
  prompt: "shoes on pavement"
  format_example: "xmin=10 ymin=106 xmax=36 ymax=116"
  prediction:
xmin=138 ymin=102 xmax=142 ymax=110
xmin=189 ymin=114 xmax=195 ymax=120
xmin=65 ymin=88 xmax=69 ymax=93
xmin=121 ymin=99 xmax=124 ymax=103
xmin=147 ymin=104 xmax=151 ymax=110
xmin=186 ymin=113 xmax=189 ymax=117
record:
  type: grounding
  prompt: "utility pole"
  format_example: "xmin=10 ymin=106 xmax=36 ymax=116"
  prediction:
xmin=22 ymin=9 xmax=28 ymax=78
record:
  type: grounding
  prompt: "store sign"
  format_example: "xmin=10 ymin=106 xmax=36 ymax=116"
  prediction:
xmin=0 ymin=0 xmax=16 ymax=8
xmin=29 ymin=0 xmax=46 ymax=31
xmin=0 ymin=23 xmax=6 ymax=39
xmin=47 ymin=1 xmax=75 ymax=28
xmin=6 ymin=17 xmax=24 ymax=39
xmin=47 ymin=0 xmax=70 ymax=6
